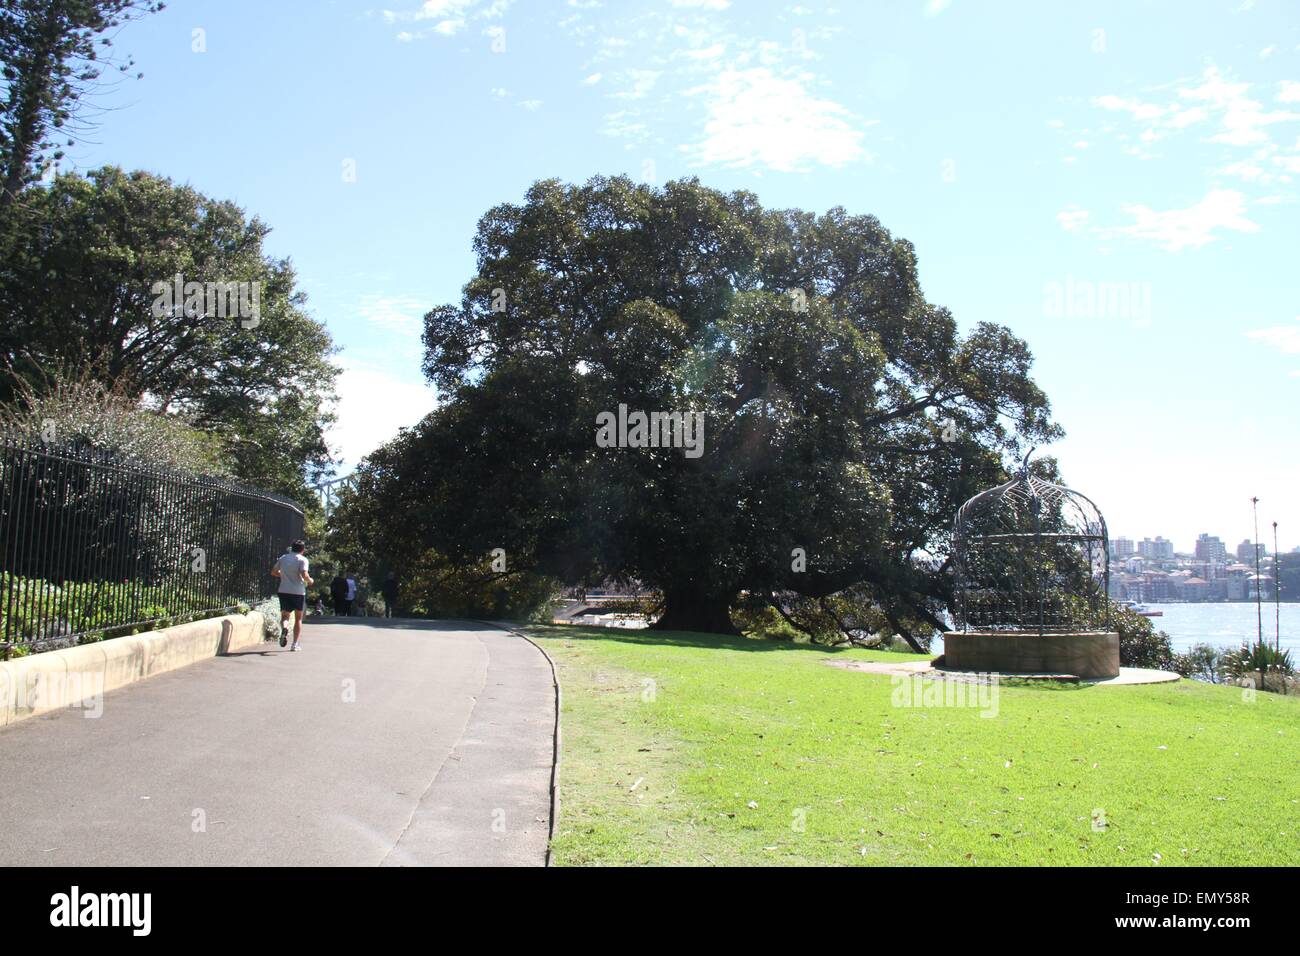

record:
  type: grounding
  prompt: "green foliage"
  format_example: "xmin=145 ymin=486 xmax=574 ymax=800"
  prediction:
xmin=0 ymin=1 xmax=165 ymax=206
xmin=730 ymin=598 xmax=805 ymax=643
xmin=0 ymin=367 xmax=227 ymax=475
xmin=342 ymin=176 xmax=1060 ymax=636
xmin=0 ymin=167 xmax=337 ymax=504
xmin=0 ymin=571 xmax=239 ymax=650
xmin=1172 ymin=642 xmax=1232 ymax=683
xmin=1224 ymin=640 xmax=1294 ymax=681
xmin=1111 ymin=603 xmax=1176 ymax=670
xmin=396 ymin=549 xmax=559 ymax=621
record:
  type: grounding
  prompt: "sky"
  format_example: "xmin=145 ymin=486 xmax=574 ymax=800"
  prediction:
xmin=58 ymin=0 xmax=1300 ymax=552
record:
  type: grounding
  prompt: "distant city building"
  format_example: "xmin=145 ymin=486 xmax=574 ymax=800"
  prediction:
xmin=1226 ymin=564 xmax=1251 ymax=600
xmin=1247 ymin=574 xmax=1274 ymax=601
xmin=1236 ymin=539 xmax=1266 ymax=563
xmin=1195 ymin=533 xmax=1227 ymax=563
xmin=1139 ymin=536 xmax=1175 ymax=560
xmin=1111 ymin=536 xmax=1135 ymax=559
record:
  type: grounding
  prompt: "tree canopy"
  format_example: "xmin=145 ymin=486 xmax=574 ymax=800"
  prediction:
xmin=339 ymin=176 xmax=1063 ymax=641
xmin=0 ymin=166 xmax=339 ymax=504
xmin=0 ymin=0 xmax=164 ymax=209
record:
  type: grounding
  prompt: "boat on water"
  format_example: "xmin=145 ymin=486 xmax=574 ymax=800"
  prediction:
xmin=1121 ymin=600 xmax=1163 ymax=618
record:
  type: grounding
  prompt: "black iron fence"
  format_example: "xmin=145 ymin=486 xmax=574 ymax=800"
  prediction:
xmin=0 ymin=433 xmax=304 ymax=657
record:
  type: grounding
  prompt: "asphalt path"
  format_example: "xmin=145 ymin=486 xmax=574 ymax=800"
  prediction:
xmin=0 ymin=618 xmax=554 ymax=866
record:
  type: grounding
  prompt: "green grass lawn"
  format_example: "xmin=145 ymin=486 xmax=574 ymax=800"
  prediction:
xmin=526 ymin=624 xmax=1300 ymax=866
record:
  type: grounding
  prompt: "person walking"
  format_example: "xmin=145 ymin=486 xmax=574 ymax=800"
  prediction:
xmin=330 ymin=573 xmax=351 ymax=616
xmin=355 ymin=580 xmax=369 ymax=617
xmin=270 ymin=540 xmax=313 ymax=652
xmin=381 ymin=572 xmax=398 ymax=619
xmin=344 ymin=572 xmax=358 ymax=616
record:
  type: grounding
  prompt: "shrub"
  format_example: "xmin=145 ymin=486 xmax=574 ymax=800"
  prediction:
xmin=1115 ymin=608 xmax=1175 ymax=670
xmin=251 ymin=597 xmax=283 ymax=640
xmin=1172 ymin=642 xmax=1231 ymax=683
xmin=1221 ymin=641 xmax=1294 ymax=694
xmin=0 ymin=366 xmax=228 ymax=476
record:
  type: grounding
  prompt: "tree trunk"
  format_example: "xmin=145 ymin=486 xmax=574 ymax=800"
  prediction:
xmin=651 ymin=584 xmax=739 ymax=635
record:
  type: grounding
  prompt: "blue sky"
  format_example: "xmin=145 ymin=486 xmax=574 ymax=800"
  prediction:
xmin=61 ymin=0 xmax=1300 ymax=551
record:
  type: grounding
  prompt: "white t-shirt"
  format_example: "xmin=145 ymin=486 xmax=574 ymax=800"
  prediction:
xmin=345 ymin=577 xmax=357 ymax=601
xmin=276 ymin=553 xmax=310 ymax=595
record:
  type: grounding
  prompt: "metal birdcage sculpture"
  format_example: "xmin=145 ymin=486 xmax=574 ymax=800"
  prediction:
xmin=952 ymin=454 xmax=1109 ymax=635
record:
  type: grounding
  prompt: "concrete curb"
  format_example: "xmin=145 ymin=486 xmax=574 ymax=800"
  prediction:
xmin=0 ymin=611 xmax=265 ymax=728
xmin=478 ymin=620 xmax=562 ymax=868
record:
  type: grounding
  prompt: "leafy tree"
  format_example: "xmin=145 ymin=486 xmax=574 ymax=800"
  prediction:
xmin=0 ymin=0 xmax=163 ymax=209
xmin=0 ymin=167 xmax=339 ymax=505
xmin=324 ymin=474 xmax=558 ymax=620
xmin=344 ymin=176 xmax=1061 ymax=639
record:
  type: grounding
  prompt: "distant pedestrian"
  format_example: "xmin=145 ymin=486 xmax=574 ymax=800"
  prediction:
xmin=355 ymin=581 xmax=369 ymax=617
xmin=330 ymin=573 xmax=351 ymax=616
xmin=271 ymin=540 xmax=313 ymax=652
xmin=345 ymin=572 xmax=358 ymax=615
xmin=381 ymin=572 xmax=398 ymax=619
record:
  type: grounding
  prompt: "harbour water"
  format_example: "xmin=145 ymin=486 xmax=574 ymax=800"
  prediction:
xmin=1142 ymin=602 xmax=1298 ymax=655
xmin=931 ymin=602 xmax=1297 ymax=656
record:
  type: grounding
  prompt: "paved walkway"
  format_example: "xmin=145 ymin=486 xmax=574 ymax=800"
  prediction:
xmin=0 ymin=619 xmax=555 ymax=866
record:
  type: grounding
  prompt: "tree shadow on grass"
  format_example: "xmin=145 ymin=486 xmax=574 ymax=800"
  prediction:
xmin=521 ymin=621 xmax=934 ymax=659
xmin=294 ymin=615 xmax=935 ymax=661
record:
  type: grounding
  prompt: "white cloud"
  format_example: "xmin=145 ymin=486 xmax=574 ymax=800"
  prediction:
xmin=1092 ymin=66 xmax=1300 ymax=150
xmin=603 ymin=109 xmax=649 ymax=142
xmin=1216 ymin=159 xmax=1268 ymax=182
xmin=1113 ymin=189 xmax=1259 ymax=251
xmin=381 ymin=0 xmax=510 ymax=38
xmin=1245 ymin=317 xmax=1300 ymax=354
xmin=583 ymin=72 xmax=603 ymax=85
xmin=924 ymin=0 xmax=951 ymax=16
xmin=683 ymin=43 xmax=726 ymax=60
xmin=610 ymin=69 xmax=662 ymax=100
xmin=1056 ymin=207 xmax=1090 ymax=232
xmin=1178 ymin=65 xmax=1299 ymax=147
xmin=329 ymin=359 xmax=437 ymax=467
xmin=681 ymin=67 xmax=871 ymax=172
xmin=1078 ymin=64 xmax=1300 ymax=232
xmin=358 ymin=295 xmax=427 ymax=337
xmin=668 ymin=0 xmax=730 ymax=8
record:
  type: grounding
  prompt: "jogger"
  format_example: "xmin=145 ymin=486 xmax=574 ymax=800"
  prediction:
xmin=271 ymin=540 xmax=314 ymax=651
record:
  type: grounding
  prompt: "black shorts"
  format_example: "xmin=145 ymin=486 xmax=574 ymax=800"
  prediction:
xmin=278 ymin=593 xmax=306 ymax=613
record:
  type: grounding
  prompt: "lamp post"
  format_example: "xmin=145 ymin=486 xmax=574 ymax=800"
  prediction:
xmin=1273 ymin=521 xmax=1281 ymax=654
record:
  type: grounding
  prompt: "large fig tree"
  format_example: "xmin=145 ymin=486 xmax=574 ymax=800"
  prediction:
xmin=348 ymin=176 xmax=1061 ymax=642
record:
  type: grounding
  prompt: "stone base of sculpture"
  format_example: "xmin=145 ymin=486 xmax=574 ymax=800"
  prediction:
xmin=940 ymin=631 xmax=1120 ymax=680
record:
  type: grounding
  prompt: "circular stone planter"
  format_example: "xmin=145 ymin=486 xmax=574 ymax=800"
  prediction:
xmin=942 ymin=631 xmax=1120 ymax=680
